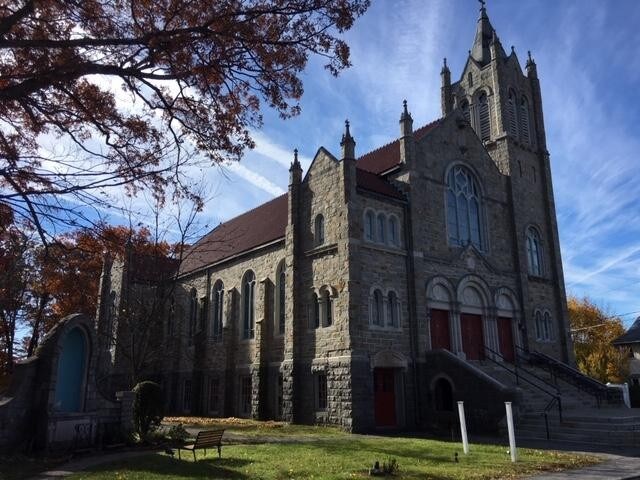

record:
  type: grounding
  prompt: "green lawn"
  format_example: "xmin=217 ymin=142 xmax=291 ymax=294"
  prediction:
xmin=68 ymin=436 xmax=598 ymax=480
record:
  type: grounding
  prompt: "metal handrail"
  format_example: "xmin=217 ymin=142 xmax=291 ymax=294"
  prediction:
xmin=484 ymin=345 xmax=563 ymax=440
xmin=524 ymin=349 xmax=612 ymax=407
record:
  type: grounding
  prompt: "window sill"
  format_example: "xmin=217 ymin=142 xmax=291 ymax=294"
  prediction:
xmin=362 ymin=242 xmax=406 ymax=255
xmin=305 ymin=243 xmax=338 ymax=258
xmin=368 ymin=324 xmax=402 ymax=331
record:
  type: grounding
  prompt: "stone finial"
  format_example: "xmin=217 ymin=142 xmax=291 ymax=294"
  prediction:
xmin=441 ymin=57 xmax=450 ymax=75
xmin=400 ymin=100 xmax=413 ymax=136
xmin=289 ymin=148 xmax=302 ymax=185
xmin=526 ymin=50 xmax=537 ymax=77
xmin=340 ymin=119 xmax=355 ymax=160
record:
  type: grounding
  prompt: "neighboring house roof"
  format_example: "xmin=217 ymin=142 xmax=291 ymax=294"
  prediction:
xmin=357 ymin=120 xmax=441 ymax=174
xmin=613 ymin=316 xmax=640 ymax=345
xmin=179 ymin=122 xmax=441 ymax=275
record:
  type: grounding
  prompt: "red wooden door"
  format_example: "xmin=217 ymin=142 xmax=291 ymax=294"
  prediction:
xmin=430 ymin=309 xmax=451 ymax=350
xmin=460 ymin=313 xmax=484 ymax=360
xmin=497 ymin=317 xmax=515 ymax=362
xmin=374 ymin=368 xmax=396 ymax=427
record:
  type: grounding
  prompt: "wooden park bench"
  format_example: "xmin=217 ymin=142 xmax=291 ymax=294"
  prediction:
xmin=177 ymin=429 xmax=225 ymax=461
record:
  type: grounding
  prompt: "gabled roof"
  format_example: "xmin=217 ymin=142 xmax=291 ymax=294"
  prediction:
xmin=613 ymin=316 xmax=640 ymax=345
xmin=179 ymin=121 xmax=444 ymax=275
xmin=180 ymin=194 xmax=289 ymax=275
xmin=357 ymin=120 xmax=441 ymax=174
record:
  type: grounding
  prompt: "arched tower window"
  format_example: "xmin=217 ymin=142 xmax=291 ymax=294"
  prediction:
xmin=377 ymin=213 xmax=386 ymax=244
xmin=370 ymin=289 xmax=384 ymax=326
xmin=242 ymin=271 xmax=256 ymax=339
xmin=507 ymin=90 xmax=518 ymax=137
xmin=446 ymin=165 xmax=484 ymax=249
xmin=211 ymin=280 xmax=224 ymax=338
xmin=314 ymin=214 xmax=325 ymax=245
xmin=526 ymin=227 xmax=543 ymax=276
xmin=520 ymin=97 xmax=531 ymax=144
xmin=477 ymin=92 xmax=491 ymax=141
xmin=310 ymin=292 xmax=320 ymax=328
xmin=276 ymin=262 xmax=286 ymax=334
xmin=364 ymin=210 xmax=375 ymax=242
xmin=388 ymin=216 xmax=399 ymax=247
xmin=461 ymin=100 xmax=471 ymax=124
xmin=387 ymin=291 xmax=399 ymax=328
xmin=322 ymin=289 xmax=333 ymax=327
xmin=188 ymin=289 xmax=197 ymax=338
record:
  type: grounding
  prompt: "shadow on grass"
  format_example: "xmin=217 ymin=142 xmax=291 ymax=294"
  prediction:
xmin=86 ymin=454 xmax=253 ymax=479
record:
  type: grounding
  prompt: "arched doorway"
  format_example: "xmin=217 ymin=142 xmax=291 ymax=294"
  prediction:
xmin=54 ymin=327 xmax=88 ymax=412
xmin=433 ymin=378 xmax=454 ymax=412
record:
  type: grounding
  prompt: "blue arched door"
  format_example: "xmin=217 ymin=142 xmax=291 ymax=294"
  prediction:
xmin=54 ymin=328 xmax=87 ymax=412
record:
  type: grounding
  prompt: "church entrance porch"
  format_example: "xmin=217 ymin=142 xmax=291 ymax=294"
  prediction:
xmin=374 ymin=368 xmax=397 ymax=427
xmin=497 ymin=317 xmax=515 ymax=362
xmin=461 ymin=313 xmax=484 ymax=360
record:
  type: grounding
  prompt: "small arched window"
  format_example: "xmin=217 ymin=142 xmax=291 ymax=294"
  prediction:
xmin=535 ymin=310 xmax=543 ymax=341
xmin=478 ymin=92 xmax=491 ymax=141
xmin=364 ymin=210 xmax=375 ymax=242
xmin=388 ymin=216 xmax=399 ymax=247
xmin=520 ymin=97 xmax=531 ymax=144
xmin=310 ymin=292 xmax=320 ymax=329
xmin=543 ymin=311 xmax=553 ymax=341
xmin=211 ymin=280 xmax=224 ymax=338
xmin=507 ymin=90 xmax=518 ymax=137
xmin=314 ymin=214 xmax=325 ymax=245
xmin=277 ymin=263 xmax=286 ymax=335
xmin=387 ymin=291 xmax=399 ymax=328
xmin=377 ymin=213 xmax=386 ymax=244
xmin=371 ymin=289 xmax=384 ymax=326
xmin=189 ymin=289 xmax=197 ymax=338
xmin=242 ymin=271 xmax=256 ymax=339
xmin=322 ymin=289 xmax=332 ymax=327
xmin=446 ymin=165 xmax=484 ymax=249
xmin=526 ymin=227 xmax=543 ymax=276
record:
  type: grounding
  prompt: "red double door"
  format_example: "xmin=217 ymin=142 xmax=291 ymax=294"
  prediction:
xmin=374 ymin=368 xmax=396 ymax=427
xmin=460 ymin=313 xmax=484 ymax=360
xmin=430 ymin=309 xmax=451 ymax=350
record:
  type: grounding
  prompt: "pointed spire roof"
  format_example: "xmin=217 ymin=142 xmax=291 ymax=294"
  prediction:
xmin=471 ymin=0 xmax=499 ymax=66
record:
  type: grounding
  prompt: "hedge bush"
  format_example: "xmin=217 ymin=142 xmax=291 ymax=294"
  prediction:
xmin=133 ymin=381 xmax=164 ymax=437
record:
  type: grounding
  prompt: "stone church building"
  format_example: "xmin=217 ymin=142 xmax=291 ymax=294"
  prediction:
xmin=97 ymin=5 xmax=575 ymax=433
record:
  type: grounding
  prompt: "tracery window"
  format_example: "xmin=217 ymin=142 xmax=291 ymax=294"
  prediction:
xmin=242 ymin=271 xmax=256 ymax=339
xmin=211 ymin=280 xmax=224 ymax=338
xmin=446 ymin=165 xmax=484 ymax=249
xmin=526 ymin=227 xmax=543 ymax=276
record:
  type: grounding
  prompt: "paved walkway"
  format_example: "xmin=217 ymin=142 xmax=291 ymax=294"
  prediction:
xmin=525 ymin=453 xmax=640 ymax=479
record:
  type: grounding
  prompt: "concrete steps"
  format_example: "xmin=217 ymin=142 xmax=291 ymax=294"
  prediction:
xmin=473 ymin=360 xmax=640 ymax=447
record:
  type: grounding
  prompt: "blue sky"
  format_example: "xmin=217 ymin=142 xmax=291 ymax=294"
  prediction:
xmin=121 ymin=1 xmax=640 ymax=325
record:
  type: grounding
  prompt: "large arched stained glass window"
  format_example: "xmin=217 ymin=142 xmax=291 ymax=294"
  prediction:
xmin=242 ymin=271 xmax=256 ymax=339
xmin=446 ymin=165 xmax=484 ymax=249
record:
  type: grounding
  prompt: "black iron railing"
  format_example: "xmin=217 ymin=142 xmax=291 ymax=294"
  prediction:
xmin=484 ymin=345 xmax=563 ymax=440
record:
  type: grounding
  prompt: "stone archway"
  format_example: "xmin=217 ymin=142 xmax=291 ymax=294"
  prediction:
xmin=54 ymin=327 xmax=88 ymax=412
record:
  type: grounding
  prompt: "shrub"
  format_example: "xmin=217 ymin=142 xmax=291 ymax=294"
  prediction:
xmin=166 ymin=423 xmax=190 ymax=443
xmin=133 ymin=381 xmax=164 ymax=437
xmin=382 ymin=458 xmax=399 ymax=475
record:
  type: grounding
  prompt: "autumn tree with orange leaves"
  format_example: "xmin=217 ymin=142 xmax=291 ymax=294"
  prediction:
xmin=569 ymin=296 xmax=628 ymax=383
xmin=0 ymin=0 xmax=369 ymax=243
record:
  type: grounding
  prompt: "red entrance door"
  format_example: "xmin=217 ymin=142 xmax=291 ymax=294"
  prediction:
xmin=430 ymin=309 xmax=451 ymax=350
xmin=497 ymin=317 xmax=515 ymax=362
xmin=460 ymin=313 xmax=484 ymax=360
xmin=374 ymin=368 xmax=396 ymax=427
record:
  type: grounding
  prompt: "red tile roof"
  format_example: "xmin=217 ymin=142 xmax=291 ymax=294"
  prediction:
xmin=180 ymin=194 xmax=289 ymax=275
xmin=179 ymin=122 xmax=442 ymax=273
xmin=356 ymin=169 xmax=405 ymax=200
xmin=357 ymin=119 xmax=441 ymax=174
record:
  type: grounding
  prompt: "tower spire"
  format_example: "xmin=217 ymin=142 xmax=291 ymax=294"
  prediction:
xmin=470 ymin=0 xmax=503 ymax=66
xmin=340 ymin=119 xmax=356 ymax=160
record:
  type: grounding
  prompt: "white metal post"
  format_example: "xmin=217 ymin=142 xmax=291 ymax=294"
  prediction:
xmin=457 ymin=401 xmax=469 ymax=454
xmin=505 ymin=401 xmax=517 ymax=462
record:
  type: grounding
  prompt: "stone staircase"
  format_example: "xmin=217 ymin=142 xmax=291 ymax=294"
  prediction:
xmin=473 ymin=358 xmax=640 ymax=448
